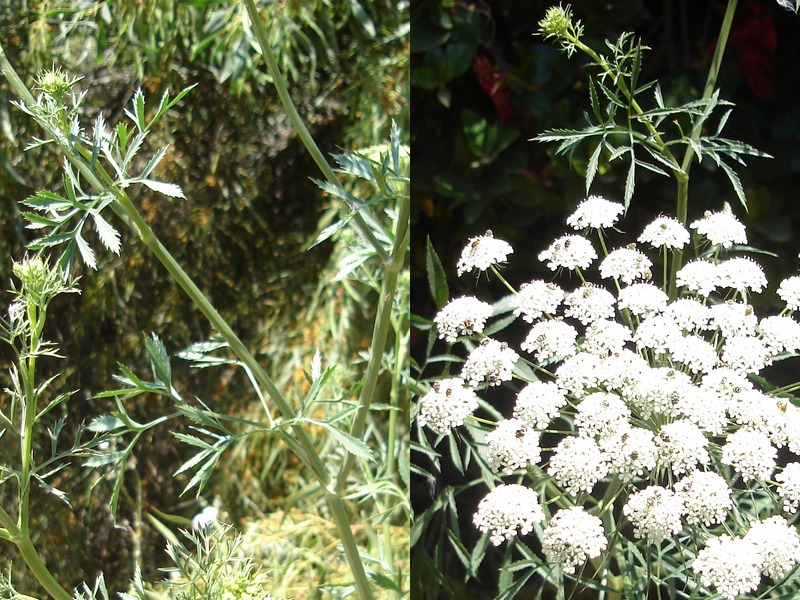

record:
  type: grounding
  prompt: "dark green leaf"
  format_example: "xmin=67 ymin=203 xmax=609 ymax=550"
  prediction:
xmin=425 ymin=237 xmax=449 ymax=309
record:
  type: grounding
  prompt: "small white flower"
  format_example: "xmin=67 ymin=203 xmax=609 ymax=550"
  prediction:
xmin=434 ymin=296 xmax=494 ymax=342
xmin=745 ymin=515 xmax=800 ymax=580
xmin=192 ymin=506 xmax=219 ymax=530
xmin=638 ymin=215 xmax=690 ymax=249
xmin=547 ymin=435 xmax=609 ymax=496
xmin=598 ymin=349 xmax=649 ymax=392
xmin=520 ymin=320 xmax=577 ymax=362
xmin=510 ymin=280 xmax=563 ymax=323
xmin=566 ymin=195 xmax=624 ymax=230
xmin=701 ymin=367 xmax=753 ymax=402
xmin=485 ymin=419 xmax=541 ymax=475
xmin=555 ymin=352 xmax=604 ymax=398
xmin=729 ymin=389 xmax=789 ymax=447
xmin=541 ymin=507 xmax=607 ymax=574
xmin=457 ymin=230 xmax=514 ymax=276
xmin=617 ymin=283 xmax=668 ymax=318
xmin=674 ymin=385 xmax=729 ymax=435
xmin=513 ymin=381 xmax=567 ymax=429
xmin=676 ymin=260 xmax=719 ymax=297
xmin=717 ymin=257 xmax=767 ymax=294
xmin=710 ymin=301 xmax=757 ymax=338
xmin=564 ymin=283 xmax=616 ymax=325
xmin=667 ymin=334 xmax=718 ymax=374
xmin=656 ymin=420 xmax=710 ymax=476
xmin=600 ymin=427 xmax=657 ymax=481
xmin=633 ymin=314 xmax=681 ymax=355
xmin=690 ymin=207 xmax=747 ymax=248
xmin=625 ymin=366 xmax=692 ymax=419
xmin=623 ymin=486 xmax=684 ymax=545
xmin=582 ymin=319 xmax=631 ymax=356
xmin=777 ymin=462 xmax=800 ymax=513
xmin=785 ymin=404 xmax=800 ymax=455
xmin=664 ymin=298 xmax=712 ymax=332
xmin=777 ymin=275 xmax=800 ymax=310
xmin=721 ymin=335 xmax=772 ymax=374
xmin=721 ymin=428 xmax=776 ymax=482
xmin=574 ymin=391 xmax=630 ymax=439
xmin=473 ymin=484 xmax=545 ymax=545
xmin=675 ymin=471 xmax=732 ymax=526
xmin=599 ymin=247 xmax=652 ymax=284
xmin=462 ymin=338 xmax=519 ymax=387
xmin=692 ymin=535 xmax=762 ymax=600
xmin=759 ymin=315 xmax=800 ymax=354
xmin=417 ymin=378 xmax=479 ymax=434
xmin=538 ymin=235 xmax=597 ymax=271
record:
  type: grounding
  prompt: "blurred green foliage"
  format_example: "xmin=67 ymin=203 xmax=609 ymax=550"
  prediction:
xmin=0 ymin=0 xmax=408 ymax=596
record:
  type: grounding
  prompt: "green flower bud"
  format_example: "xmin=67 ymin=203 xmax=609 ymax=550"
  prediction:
xmin=538 ymin=5 xmax=572 ymax=39
xmin=34 ymin=67 xmax=81 ymax=102
xmin=538 ymin=5 xmax=583 ymax=57
xmin=12 ymin=256 xmax=70 ymax=306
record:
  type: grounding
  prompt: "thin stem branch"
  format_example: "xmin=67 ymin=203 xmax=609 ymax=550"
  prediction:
xmin=241 ymin=0 xmax=388 ymax=265
xmin=668 ymin=0 xmax=738 ymax=299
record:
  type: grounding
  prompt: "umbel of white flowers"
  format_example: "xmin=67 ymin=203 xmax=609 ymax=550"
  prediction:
xmin=421 ymin=196 xmax=800 ymax=599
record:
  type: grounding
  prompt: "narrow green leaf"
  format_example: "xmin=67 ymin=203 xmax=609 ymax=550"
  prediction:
xmin=588 ymin=78 xmax=603 ymax=124
xmin=84 ymin=449 xmax=128 ymax=468
xmin=307 ymin=419 xmax=373 ymax=459
xmin=586 ymin=141 xmax=603 ymax=194
xmin=717 ymin=160 xmax=747 ymax=211
xmin=145 ymin=333 xmax=172 ymax=387
xmin=91 ymin=211 xmax=121 ymax=255
xmin=133 ymin=88 xmax=146 ymax=131
xmin=624 ymin=154 xmax=636 ymax=209
xmin=426 ymin=237 xmax=449 ymax=309
xmin=87 ymin=415 xmax=126 ymax=433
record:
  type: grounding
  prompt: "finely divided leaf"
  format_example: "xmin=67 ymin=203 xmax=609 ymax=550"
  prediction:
xmin=140 ymin=179 xmax=185 ymax=199
xmin=91 ymin=211 xmax=121 ymax=255
xmin=75 ymin=233 xmax=97 ymax=270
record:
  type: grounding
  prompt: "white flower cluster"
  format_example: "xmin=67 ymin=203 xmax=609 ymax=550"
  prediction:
xmin=473 ymin=484 xmax=545 ymax=545
xmin=420 ymin=198 xmax=800 ymax=594
xmin=434 ymin=296 xmax=493 ymax=342
xmin=541 ymin=506 xmax=607 ymax=574
xmin=692 ymin=516 xmax=800 ymax=598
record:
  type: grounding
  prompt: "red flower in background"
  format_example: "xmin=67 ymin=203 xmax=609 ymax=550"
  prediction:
xmin=729 ymin=4 xmax=777 ymax=100
xmin=473 ymin=55 xmax=516 ymax=120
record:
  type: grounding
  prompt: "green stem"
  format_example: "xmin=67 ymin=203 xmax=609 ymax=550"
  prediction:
xmin=335 ymin=194 xmax=408 ymax=491
xmin=241 ymin=0 xmax=388 ymax=266
xmin=16 ymin=536 xmax=72 ymax=600
xmin=668 ymin=0 xmax=738 ymax=299
xmin=567 ymin=37 xmax=682 ymax=175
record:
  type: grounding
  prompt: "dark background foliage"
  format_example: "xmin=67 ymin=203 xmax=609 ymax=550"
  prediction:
xmin=0 ymin=1 xmax=408 ymax=596
xmin=411 ymin=0 xmax=800 ymax=597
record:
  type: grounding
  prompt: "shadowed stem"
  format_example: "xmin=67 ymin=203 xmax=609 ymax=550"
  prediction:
xmin=668 ymin=0 xmax=738 ymax=299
